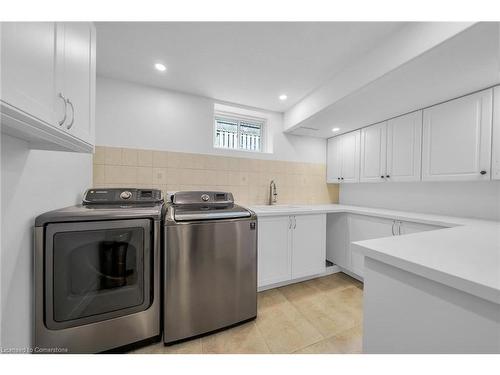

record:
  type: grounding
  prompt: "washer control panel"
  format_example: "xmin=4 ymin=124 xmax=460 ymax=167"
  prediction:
xmin=171 ymin=191 xmax=234 ymax=206
xmin=83 ymin=188 xmax=163 ymax=204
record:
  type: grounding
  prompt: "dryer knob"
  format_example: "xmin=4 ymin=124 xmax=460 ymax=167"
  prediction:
xmin=120 ymin=191 xmax=132 ymax=200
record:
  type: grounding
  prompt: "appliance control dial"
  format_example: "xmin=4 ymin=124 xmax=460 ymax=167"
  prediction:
xmin=201 ymin=194 xmax=210 ymax=202
xmin=120 ymin=191 xmax=132 ymax=200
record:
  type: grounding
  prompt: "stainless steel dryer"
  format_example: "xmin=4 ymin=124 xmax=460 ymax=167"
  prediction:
xmin=163 ymin=191 xmax=257 ymax=344
xmin=34 ymin=188 xmax=163 ymax=353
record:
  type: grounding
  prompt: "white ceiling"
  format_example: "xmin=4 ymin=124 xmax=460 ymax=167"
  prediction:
xmin=290 ymin=22 xmax=500 ymax=138
xmin=95 ymin=22 xmax=407 ymax=112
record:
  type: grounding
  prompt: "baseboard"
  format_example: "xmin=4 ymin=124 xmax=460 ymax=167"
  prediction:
xmin=338 ymin=267 xmax=364 ymax=282
xmin=257 ymin=264 xmax=342 ymax=292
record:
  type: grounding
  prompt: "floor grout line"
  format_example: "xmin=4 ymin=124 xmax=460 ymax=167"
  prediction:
xmin=252 ymin=319 xmax=274 ymax=354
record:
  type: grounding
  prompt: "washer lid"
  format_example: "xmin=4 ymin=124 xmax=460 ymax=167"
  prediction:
xmin=173 ymin=205 xmax=251 ymax=221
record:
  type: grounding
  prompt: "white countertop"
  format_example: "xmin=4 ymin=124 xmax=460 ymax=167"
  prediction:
xmin=248 ymin=204 xmax=500 ymax=304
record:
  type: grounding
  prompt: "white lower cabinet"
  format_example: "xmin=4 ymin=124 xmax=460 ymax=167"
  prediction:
xmin=257 ymin=214 xmax=326 ymax=288
xmin=259 ymin=211 xmax=446 ymax=287
xmin=257 ymin=216 xmax=291 ymax=287
xmin=348 ymin=215 xmax=394 ymax=277
xmin=292 ymin=214 xmax=326 ymax=279
xmin=327 ymin=213 xmax=446 ymax=279
xmin=492 ymin=86 xmax=500 ymax=180
xmin=397 ymin=220 xmax=444 ymax=235
xmin=326 ymin=213 xmax=349 ymax=269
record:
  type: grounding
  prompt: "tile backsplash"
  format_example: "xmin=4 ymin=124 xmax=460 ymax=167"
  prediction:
xmin=93 ymin=146 xmax=339 ymax=205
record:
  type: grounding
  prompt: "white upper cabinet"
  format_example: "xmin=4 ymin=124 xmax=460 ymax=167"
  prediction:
xmin=327 ymin=130 xmax=360 ymax=183
xmin=0 ymin=22 xmax=95 ymax=152
xmin=341 ymin=130 xmax=361 ymax=183
xmin=360 ymin=122 xmax=387 ymax=183
xmin=326 ymin=136 xmax=342 ymax=183
xmin=386 ymin=111 xmax=423 ymax=182
xmin=492 ymin=86 xmax=500 ymax=180
xmin=1 ymin=22 xmax=59 ymax=126
xmin=422 ymin=89 xmax=493 ymax=181
xmin=359 ymin=111 xmax=422 ymax=183
xmin=56 ymin=23 xmax=96 ymax=145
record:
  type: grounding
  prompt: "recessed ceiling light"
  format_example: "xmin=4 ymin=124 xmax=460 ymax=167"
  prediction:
xmin=154 ymin=63 xmax=167 ymax=72
xmin=332 ymin=127 xmax=340 ymax=132
xmin=279 ymin=94 xmax=288 ymax=101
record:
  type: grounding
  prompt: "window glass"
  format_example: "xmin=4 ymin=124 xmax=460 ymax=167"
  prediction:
xmin=214 ymin=115 xmax=264 ymax=152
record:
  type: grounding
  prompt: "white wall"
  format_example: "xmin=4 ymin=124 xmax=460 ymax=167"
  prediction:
xmin=339 ymin=181 xmax=500 ymax=221
xmin=0 ymin=134 xmax=91 ymax=349
xmin=96 ymin=76 xmax=326 ymax=164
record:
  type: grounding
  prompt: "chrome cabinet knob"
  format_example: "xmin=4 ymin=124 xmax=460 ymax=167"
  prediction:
xmin=201 ymin=194 xmax=210 ymax=202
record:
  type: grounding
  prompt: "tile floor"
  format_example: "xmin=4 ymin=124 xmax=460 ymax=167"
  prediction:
xmin=131 ymin=272 xmax=363 ymax=354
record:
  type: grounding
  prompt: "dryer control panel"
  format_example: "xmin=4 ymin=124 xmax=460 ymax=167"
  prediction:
xmin=83 ymin=188 xmax=163 ymax=204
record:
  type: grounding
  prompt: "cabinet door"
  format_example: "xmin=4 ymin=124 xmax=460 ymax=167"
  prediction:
xmin=360 ymin=122 xmax=387 ymax=183
xmin=57 ymin=22 xmax=95 ymax=144
xmin=257 ymin=216 xmax=291 ymax=287
xmin=348 ymin=214 xmax=394 ymax=277
xmin=291 ymin=214 xmax=326 ymax=279
xmin=386 ymin=111 xmax=422 ymax=182
xmin=327 ymin=137 xmax=342 ymax=183
xmin=422 ymin=89 xmax=492 ymax=181
xmin=1 ymin=22 xmax=60 ymax=126
xmin=326 ymin=213 xmax=348 ymax=268
xmin=398 ymin=221 xmax=444 ymax=235
xmin=340 ymin=130 xmax=361 ymax=183
xmin=492 ymin=86 xmax=500 ymax=180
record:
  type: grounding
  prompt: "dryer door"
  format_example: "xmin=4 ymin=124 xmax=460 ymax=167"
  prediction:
xmin=44 ymin=219 xmax=152 ymax=329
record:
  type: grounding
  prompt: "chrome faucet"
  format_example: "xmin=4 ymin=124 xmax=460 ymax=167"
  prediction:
xmin=269 ymin=180 xmax=278 ymax=205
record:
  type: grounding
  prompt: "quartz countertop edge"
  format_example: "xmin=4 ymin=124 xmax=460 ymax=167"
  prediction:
xmin=248 ymin=204 xmax=500 ymax=305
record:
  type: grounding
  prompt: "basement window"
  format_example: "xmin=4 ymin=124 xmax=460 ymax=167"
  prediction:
xmin=214 ymin=113 xmax=265 ymax=153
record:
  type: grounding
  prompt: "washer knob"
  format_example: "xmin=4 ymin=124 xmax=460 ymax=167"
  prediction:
xmin=120 ymin=191 xmax=132 ymax=200
xmin=201 ymin=194 xmax=210 ymax=202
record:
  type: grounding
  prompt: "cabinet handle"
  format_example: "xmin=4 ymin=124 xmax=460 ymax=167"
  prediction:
xmin=381 ymin=176 xmax=385 ymax=179
xmin=398 ymin=221 xmax=402 ymax=235
xmin=386 ymin=175 xmax=390 ymax=178
xmin=288 ymin=216 xmax=292 ymax=229
xmin=58 ymin=93 xmax=67 ymax=126
xmin=341 ymin=177 xmax=344 ymax=180
xmin=337 ymin=177 xmax=341 ymax=181
xmin=480 ymin=170 xmax=487 ymax=175
xmin=66 ymin=99 xmax=75 ymax=129
xmin=391 ymin=221 xmax=395 ymax=236
xmin=293 ymin=216 xmax=297 ymax=229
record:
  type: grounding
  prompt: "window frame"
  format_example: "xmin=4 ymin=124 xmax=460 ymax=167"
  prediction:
xmin=213 ymin=110 xmax=266 ymax=153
